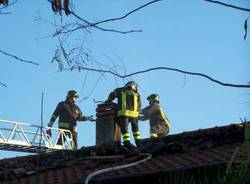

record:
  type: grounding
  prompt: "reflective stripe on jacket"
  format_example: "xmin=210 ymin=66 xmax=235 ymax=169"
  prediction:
xmin=117 ymin=90 xmax=139 ymax=118
xmin=160 ymin=107 xmax=171 ymax=129
xmin=59 ymin=122 xmax=71 ymax=129
xmin=59 ymin=122 xmax=77 ymax=132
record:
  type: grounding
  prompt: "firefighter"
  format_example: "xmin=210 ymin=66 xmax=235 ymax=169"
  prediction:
xmin=105 ymin=81 xmax=141 ymax=148
xmin=46 ymin=90 xmax=95 ymax=150
xmin=139 ymin=94 xmax=170 ymax=139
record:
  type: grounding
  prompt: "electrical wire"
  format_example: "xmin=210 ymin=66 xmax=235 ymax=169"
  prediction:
xmin=79 ymin=72 xmax=105 ymax=102
xmin=79 ymin=70 xmax=89 ymax=101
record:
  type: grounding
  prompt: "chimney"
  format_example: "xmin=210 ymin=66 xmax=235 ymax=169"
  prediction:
xmin=95 ymin=103 xmax=121 ymax=146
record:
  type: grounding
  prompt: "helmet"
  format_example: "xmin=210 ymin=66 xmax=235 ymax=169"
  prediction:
xmin=124 ymin=81 xmax=138 ymax=91
xmin=66 ymin=90 xmax=79 ymax=99
xmin=147 ymin=94 xmax=160 ymax=103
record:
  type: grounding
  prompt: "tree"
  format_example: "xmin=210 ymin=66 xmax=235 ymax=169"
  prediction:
xmin=0 ymin=0 xmax=249 ymax=89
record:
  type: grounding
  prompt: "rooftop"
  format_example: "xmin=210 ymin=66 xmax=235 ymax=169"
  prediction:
xmin=0 ymin=122 xmax=247 ymax=184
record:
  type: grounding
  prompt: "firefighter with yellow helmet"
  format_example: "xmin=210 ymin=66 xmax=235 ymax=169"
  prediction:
xmin=105 ymin=81 xmax=141 ymax=148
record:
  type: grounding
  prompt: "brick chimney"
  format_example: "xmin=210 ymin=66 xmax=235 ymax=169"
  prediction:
xmin=95 ymin=103 xmax=121 ymax=146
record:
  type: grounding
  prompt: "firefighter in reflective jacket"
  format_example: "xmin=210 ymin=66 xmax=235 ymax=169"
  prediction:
xmin=139 ymin=94 xmax=170 ymax=139
xmin=46 ymin=90 xmax=95 ymax=150
xmin=105 ymin=81 xmax=141 ymax=147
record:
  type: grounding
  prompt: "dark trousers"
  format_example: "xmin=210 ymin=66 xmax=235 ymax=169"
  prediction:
xmin=118 ymin=116 xmax=140 ymax=146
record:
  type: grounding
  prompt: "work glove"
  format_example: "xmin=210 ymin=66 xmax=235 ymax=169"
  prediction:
xmin=85 ymin=115 xmax=95 ymax=122
xmin=46 ymin=129 xmax=52 ymax=138
xmin=138 ymin=115 xmax=143 ymax=121
xmin=138 ymin=114 xmax=147 ymax=121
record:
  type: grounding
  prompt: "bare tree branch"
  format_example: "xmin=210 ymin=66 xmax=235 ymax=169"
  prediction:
xmin=48 ymin=0 xmax=139 ymax=34
xmin=0 ymin=12 xmax=11 ymax=14
xmin=90 ymin=0 xmax=162 ymax=26
xmin=204 ymin=0 xmax=250 ymax=12
xmin=0 ymin=49 xmax=39 ymax=66
xmin=0 ymin=81 xmax=7 ymax=87
xmin=244 ymin=17 xmax=249 ymax=40
xmin=49 ymin=0 xmax=161 ymax=35
xmin=0 ymin=0 xmax=18 ymax=10
xmin=55 ymin=24 xmax=142 ymax=35
xmin=124 ymin=67 xmax=250 ymax=88
xmin=59 ymin=11 xmax=142 ymax=34
xmin=66 ymin=65 xmax=250 ymax=88
xmin=0 ymin=0 xmax=18 ymax=15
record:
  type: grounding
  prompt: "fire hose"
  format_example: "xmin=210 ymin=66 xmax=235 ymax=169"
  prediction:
xmin=82 ymin=153 xmax=152 ymax=184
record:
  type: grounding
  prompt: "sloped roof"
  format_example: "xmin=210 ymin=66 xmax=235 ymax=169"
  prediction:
xmin=0 ymin=122 xmax=246 ymax=184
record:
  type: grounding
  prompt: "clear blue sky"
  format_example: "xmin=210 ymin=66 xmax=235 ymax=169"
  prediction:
xmin=0 ymin=0 xmax=249 ymax=158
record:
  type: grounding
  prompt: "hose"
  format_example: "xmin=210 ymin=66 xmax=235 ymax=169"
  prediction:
xmin=82 ymin=153 xmax=152 ymax=184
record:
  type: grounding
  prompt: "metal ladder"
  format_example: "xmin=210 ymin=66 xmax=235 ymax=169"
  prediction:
xmin=0 ymin=119 xmax=74 ymax=153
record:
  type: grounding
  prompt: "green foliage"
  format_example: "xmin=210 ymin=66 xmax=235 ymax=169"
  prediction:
xmin=157 ymin=165 xmax=225 ymax=184
xmin=157 ymin=163 xmax=250 ymax=184
xmin=224 ymin=163 xmax=250 ymax=184
xmin=157 ymin=124 xmax=250 ymax=184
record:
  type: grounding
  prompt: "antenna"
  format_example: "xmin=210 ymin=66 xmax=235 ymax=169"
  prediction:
xmin=39 ymin=92 xmax=44 ymax=148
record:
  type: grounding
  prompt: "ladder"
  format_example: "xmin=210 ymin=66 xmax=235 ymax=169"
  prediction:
xmin=0 ymin=119 xmax=74 ymax=153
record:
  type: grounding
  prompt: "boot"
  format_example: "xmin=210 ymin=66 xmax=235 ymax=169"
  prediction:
xmin=123 ymin=141 xmax=134 ymax=149
xmin=135 ymin=140 xmax=141 ymax=148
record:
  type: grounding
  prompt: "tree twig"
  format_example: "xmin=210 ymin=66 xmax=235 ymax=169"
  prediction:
xmin=49 ymin=0 xmax=161 ymax=35
xmin=64 ymin=11 xmax=142 ymax=34
xmin=0 ymin=49 xmax=39 ymax=66
xmin=48 ymin=0 xmax=139 ymax=34
xmin=0 ymin=12 xmax=11 ymax=14
xmin=95 ymin=0 xmax=162 ymax=25
xmin=0 ymin=81 xmax=7 ymax=87
xmin=55 ymin=24 xmax=142 ymax=35
xmin=204 ymin=0 xmax=250 ymax=12
xmin=0 ymin=0 xmax=18 ymax=10
xmin=66 ymin=65 xmax=250 ymax=88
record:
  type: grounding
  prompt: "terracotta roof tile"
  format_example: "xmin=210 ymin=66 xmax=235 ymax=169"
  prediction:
xmin=0 ymin=122 xmax=247 ymax=184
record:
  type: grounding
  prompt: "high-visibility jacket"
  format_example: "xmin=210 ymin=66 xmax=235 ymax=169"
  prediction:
xmin=107 ymin=87 xmax=141 ymax=118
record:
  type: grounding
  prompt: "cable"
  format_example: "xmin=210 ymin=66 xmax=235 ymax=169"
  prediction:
xmin=82 ymin=153 xmax=152 ymax=184
xmin=79 ymin=72 xmax=105 ymax=102
xmin=79 ymin=70 xmax=89 ymax=102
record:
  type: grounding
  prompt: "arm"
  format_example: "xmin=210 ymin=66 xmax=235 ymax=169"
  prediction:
xmin=137 ymin=93 xmax=142 ymax=110
xmin=138 ymin=114 xmax=148 ymax=121
xmin=141 ymin=103 xmax=159 ymax=117
xmin=105 ymin=88 xmax=120 ymax=103
xmin=77 ymin=106 xmax=95 ymax=122
xmin=138 ymin=106 xmax=151 ymax=121
xmin=47 ymin=103 xmax=61 ymax=127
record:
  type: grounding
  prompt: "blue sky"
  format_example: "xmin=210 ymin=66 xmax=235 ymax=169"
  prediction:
xmin=0 ymin=0 xmax=249 ymax=158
